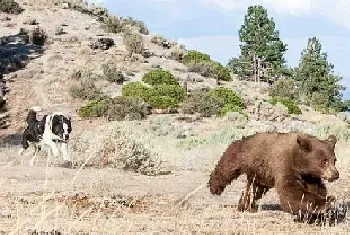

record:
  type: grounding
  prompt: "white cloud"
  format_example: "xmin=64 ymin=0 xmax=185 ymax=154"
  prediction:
xmin=201 ymin=0 xmax=315 ymax=15
xmin=202 ymin=0 xmax=350 ymax=30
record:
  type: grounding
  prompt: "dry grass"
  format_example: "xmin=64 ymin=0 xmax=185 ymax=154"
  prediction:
xmin=0 ymin=118 xmax=349 ymax=233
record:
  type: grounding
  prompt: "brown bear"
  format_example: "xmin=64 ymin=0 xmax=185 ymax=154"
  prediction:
xmin=208 ymin=131 xmax=339 ymax=217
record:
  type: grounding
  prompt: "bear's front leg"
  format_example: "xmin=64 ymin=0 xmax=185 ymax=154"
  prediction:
xmin=276 ymin=181 xmax=332 ymax=216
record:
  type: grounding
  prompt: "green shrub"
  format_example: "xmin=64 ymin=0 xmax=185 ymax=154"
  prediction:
xmin=213 ymin=61 xmax=231 ymax=81
xmin=122 ymin=82 xmax=185 ymax=109
xmin=122 ymin=17 xmax=149 ymax=35
xmin=123 ymin=30 xmax=144 ymax=54
xmin=219 ymin=104 xmax=248 ymax=119
xmin=186 ymin=61 xmax=214 ymax=77
xmin=102 ymin=63 xmax=125 ymax=83
xmin=91 ymin=7 xmax=108 ymax=16
xmin=181 ymin=91 xmax=224 ymax=117
xmin=103 ymin=16 xmax=124 ymax=33
xmin=125 ymin=71 xmax=135 ymax=77
xmin=78 ymin=99 xmax=107 ymax=117
xmin=209 ymin=87 xmax=244 ymax=108
xmin=30 ymin=27 xmax=47 ymax=46
xmin=138 ymin=24 xmax=149 ymax=35
xmin=142 ymin=69 xmax=178 ymax=86
xmin=269 ymin=96 xmax=302 ymax=115
xmin=19 ymin=28 xmax=28 ymax=35
xmin=150 ymin=35 xmax=167 ymax=46
xmin=104 ymin=96 xmax=150 ymax=121
xmin=78 ymin=96 xmax=150 ymax=120
xmin=0 ymin=0 xmax=24 ymax=14
xmin=54 ymin=26 xmax=65 ymax=35
xmin=69 ymin=78 xmax=102 ymax=100
xmin=268 ymin=79 xmax=297 ymax=99
xmin=169 ymin=47 xmax=186 ymax=62
xmin=182 ymin=50 xmax=211 ymax=64
xmin=147 ymin=96 xmax=179 ymax=109
xmin=150 ymin=85 xmax=186 ymax=102
xmin=122 ymin=82 xmax=151 ymax=99
xmin=186 ymin=60 xmax=231 ymax=81
xmin=73 ymin=4 xmax=93 ymax=15
xmin=25 ymin=18 xmax=37 ymax=25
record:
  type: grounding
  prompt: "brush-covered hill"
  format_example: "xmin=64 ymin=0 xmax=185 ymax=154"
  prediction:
xmin=0 ymin=0 xmax=348 ymax=128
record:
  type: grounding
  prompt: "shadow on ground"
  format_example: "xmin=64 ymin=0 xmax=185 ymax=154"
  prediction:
xmin=0 ymin=33 xmax=46 ymax=130
xmin=0 ymin=33 xmax=45 ymax=74
xmin=0 ymin=130 xmax=23 ymax=148
xmin=261 ymin=203 xmax=281 ymax=211
xmin=262 ymin=201 xmax=348 ymax=226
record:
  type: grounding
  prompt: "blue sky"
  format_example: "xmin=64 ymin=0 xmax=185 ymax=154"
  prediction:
xmin=92 ymin=0 xmax=350 ymax=99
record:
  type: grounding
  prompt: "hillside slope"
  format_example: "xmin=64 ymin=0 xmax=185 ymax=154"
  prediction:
xmin=1 ymin=0 xmax=348 ymax=131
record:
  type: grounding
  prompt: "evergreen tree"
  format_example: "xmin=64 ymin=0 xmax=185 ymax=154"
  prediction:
xmin=231 ymin=5 xmax=287 ymax=81
xmin=296 ymin=37 xmax=346 ymax=113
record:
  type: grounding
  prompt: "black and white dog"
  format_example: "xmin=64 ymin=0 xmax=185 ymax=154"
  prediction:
xmin=18 ymin=110 xmax=73 ymax=168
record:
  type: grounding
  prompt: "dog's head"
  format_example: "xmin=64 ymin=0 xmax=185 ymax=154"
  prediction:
xmin=51 ymin=114 xmax=72 ymax=141
xmin=26 ymin=110 xmax=38 ymax=124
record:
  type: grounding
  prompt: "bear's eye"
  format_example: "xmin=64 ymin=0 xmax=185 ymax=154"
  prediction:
xmin=322 ymin=159 xmax=329 ymax=165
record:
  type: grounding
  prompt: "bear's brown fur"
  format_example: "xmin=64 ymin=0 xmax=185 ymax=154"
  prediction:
xmin=208 ymin=131 xmax=339 ymax=216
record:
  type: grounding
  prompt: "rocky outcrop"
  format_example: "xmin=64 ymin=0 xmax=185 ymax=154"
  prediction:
xmin=89 ymin=37 xmax=114 ymax=50
xmin=247 ymin=101 xmax=290 ymax=122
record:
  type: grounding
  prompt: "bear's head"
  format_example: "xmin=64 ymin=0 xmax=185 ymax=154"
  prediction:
xmin=295 ymin=133 xmax=339 ymax=183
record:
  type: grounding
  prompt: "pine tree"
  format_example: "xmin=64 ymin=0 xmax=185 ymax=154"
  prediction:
xmin=231 ymin=5 xmax=287 ymax=81
xmin=296 ymin=37 xmax=346 ymax=112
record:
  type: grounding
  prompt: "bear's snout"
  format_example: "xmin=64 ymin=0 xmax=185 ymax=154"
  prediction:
xmin=323 ymin=166 xmax=339 ymax=183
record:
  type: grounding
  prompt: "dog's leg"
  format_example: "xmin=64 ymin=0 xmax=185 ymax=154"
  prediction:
xmin=17 ymin=148 xmax=26 ymax=166
xmin=61 ymin=142 xmax=72 ymax=168
xmin=29 ymin=143 xmax=38 ymax=167
xmin=17 ymin=148 xmax=25 ymax=157
xmin=18 ymin=134 xmax=30 ymax=157
xmin=18 ymin=134 xmax=29 ymax=165
xmin=46 ymin=140 xmax=59 ymax=157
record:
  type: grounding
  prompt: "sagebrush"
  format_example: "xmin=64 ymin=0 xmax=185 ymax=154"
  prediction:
xmin=0 ymin=0 xmax=24 ymax=14
xmin=123 ymin=30 xmax=144 ymax=55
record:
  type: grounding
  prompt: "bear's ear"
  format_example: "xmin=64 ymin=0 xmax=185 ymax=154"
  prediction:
xmin=327 ymin=135 xmax=337 ymax=147
xmin=297 ymin=134 xmax=312 ymax=152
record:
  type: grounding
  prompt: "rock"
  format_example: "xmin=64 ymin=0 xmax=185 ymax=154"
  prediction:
xmin=142 ymin=50 xmax=151 ymax=58
xmin=89 ymin=37 xmax=115 ymax=50
xmin=151 ymin=64 xmax=160 ymax=69
xmin=48 ymin=54 xmax=63 ymax=62
xmin=151 ymin=108 xmax=175 ymax=115
xmin=248 ymin=101 xmax=290 ymax=122
xmin=162 ymin=41 xmax=171 ymax=49
xmin=336 ymin=112 xmax=347 ymax=122
xmin=62 ymin=2 xmax=70 ymax=9
xmin=176 ymin=113 xmax=202 ymax=123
